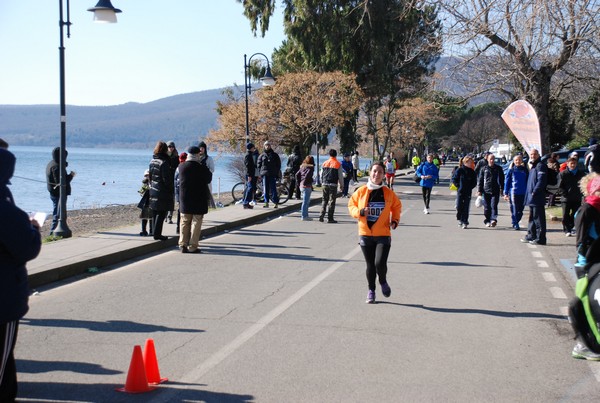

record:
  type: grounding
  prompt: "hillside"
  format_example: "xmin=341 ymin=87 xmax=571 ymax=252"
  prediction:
xmin=0 ymin=88 xmax=227 ymax=148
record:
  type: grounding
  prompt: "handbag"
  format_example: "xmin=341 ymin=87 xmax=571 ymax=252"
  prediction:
xmin=449 ymin=183 xmax=457 ymax=191
xmin=475 ymin=195 xmax=483 ymax=208
xmin=414 ymin=174 xmax=420 ymax=183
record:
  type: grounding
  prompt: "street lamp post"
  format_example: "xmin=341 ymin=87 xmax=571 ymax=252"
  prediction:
xmin=244 ymin=53 xmax=275 ymax=146
xmin=52 ymin=0 xmax=121 ymax=238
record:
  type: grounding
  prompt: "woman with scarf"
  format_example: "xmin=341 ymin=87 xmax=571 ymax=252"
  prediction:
xmin=452 ymin=155 xmax=477 ymax=229
xmin=348 ymin=162 xmax=402 ymax=304
xmin=148 ymin=141 xmax=175 ymax=240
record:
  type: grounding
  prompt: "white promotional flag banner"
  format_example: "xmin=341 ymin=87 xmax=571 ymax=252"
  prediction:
xmin=501 ymin=100 xmax=541 ymax=156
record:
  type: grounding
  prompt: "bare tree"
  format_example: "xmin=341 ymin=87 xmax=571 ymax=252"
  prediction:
xmin=430 ymin=0 xmax=600 ymax=153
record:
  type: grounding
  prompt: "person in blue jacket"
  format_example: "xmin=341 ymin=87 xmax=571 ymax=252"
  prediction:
xmin=416 ymin=153 xmax=439 ymax=214
xmin=0 ymin=148 xmax=42 ymax=401
xmin=503 ymin=154 xmax=529 ymax=230
xmin=521 ymin=149 xmax=548 ymax=245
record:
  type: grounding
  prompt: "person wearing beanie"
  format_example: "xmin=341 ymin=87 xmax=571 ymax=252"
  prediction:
xmin=137 ymin=169 xmax=153 ymax=236
xmin=197 ymin=141 xmax=215 ymax=207
xmin=257 ymin=141 xmax=282 ymax=208
xmin=177 ymin=145 xmax=212 ymax=253
xmin=46 ymin=146 xmax=76 ymax=233
xmin=0 ymin=148 xmax=42 ymax=401
xmin=173 ymin=152 xmax=188 ymax=235
xmin=242 ymin=143 xmax=258 ymax=209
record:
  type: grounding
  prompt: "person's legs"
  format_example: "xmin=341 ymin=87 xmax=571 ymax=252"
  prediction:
xmin=188 ymin=214 xmax=204 ymax=252
xmin=266 ymin=176 xmax=279 ymax=205
xmin=153 ymin=210 xmax=167 ymax=238
xmin=262 ymin=176 xmax=270 ymax=205
xmin=320 ymin=186 xmax=331 ymax=221
xmin=360 ymin=242 xmax=377 ymax=291
xmin=179 ymin=213 xmax=192 ymax=249
xmin=0 ymin=321 xmax=19 ymax=402
xmin=374 ymin=242 xmax=392 ymax=285
xmin=482 ymin=193 xmax=492 ymax=224
xmin=421 ymin=186 xmax=428 ymax=207
xmin=242 ymin=176 xmax=256 ymax=206
xmin=343 ymin=177 xmax=350 ymax=196
xmin=533 ymin=205 xmax=547 ymax=243
xmin=50 ymin=194 xmax=59 ymax=231
xmin=327 ymin=186 xmax=338 ymax=221
xmin=513 ymin=194 xmax=525 ymax=227
xmin=562 ymin=202 xmax=570 ymax=233
xmin=301 ymin=187 xmax=311 ymax=218
xmin=424 ymin=187 xmax=432 ymax=209
xmin=490 ymin=193 xmax=500 ymax=223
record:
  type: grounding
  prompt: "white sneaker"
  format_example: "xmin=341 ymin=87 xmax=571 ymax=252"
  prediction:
xmin=423 ymin=208 xmax=429 ymax=214
xmin=565 ymin=232 xmax=572 ymax=237
xmin=572 ymin=342 xmax=600 ymax=361
xmin=462 ymin=224 xmax=468 ymax=229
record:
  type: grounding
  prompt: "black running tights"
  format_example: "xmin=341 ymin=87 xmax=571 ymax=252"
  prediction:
xmin=361 ymin=242 xmax=391 ymax=291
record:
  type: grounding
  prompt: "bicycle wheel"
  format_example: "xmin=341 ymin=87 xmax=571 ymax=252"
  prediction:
xmin=231 ymin=182 xmax=246 ymax=202
xmin=277 ymin=183 xmax=290 ymax=204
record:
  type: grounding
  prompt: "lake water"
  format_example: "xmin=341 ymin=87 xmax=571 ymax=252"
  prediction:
xmin=8 ymin=146 xmax=373 ymax=214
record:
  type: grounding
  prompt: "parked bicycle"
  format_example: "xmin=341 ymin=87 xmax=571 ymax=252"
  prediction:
xmin=231 ymin=173 xmax=291 ymax=204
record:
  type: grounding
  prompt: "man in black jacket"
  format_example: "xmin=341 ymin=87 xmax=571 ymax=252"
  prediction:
xmin=257 ymin=141 xmax=281 ymax=208
xmin=46 ymin=147 xmax=75 ymax=233
xmin=242 ymin=143 xmax=258 ymax=209
xmin=477 ymin=154 xmax=505 ymax=227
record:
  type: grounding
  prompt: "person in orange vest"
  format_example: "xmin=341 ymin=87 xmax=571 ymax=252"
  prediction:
xmin=319 ymin=149 xmax=344 ymax=223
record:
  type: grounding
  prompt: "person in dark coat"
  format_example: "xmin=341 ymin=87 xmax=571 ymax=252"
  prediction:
xmin=148 ymin=141 xmax=175 ymax=240
xmin=177 ymin=146 xmax=213 ymax=253
xmin=286 ymin=145 xmax=302 ymax=199
xmin=477 ymin=153 xmax=505 ymax=227
xmin=559 ymin=157 xmax=585 ymax=236
xmin=46 ymin=146 xmax=75 ymax=233
xmin=166 ymin=141 xmax=179 ymax=224
xmin=452 ymin=155 xmax=477 ymax=229
xmin=257 ymin=141 xmax=281 ymax=208
xmin=503 ymin=154 xmax=528 ymax=230
xmin=242 ymin=143 xmax=258 ymax=209
xmin=0 ymin=148 xmax=42 ymax=401
xmin=522 ymin=149 xmax=548 ymax=245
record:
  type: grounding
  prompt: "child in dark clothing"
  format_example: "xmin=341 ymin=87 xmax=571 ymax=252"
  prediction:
xmin=137 ymin=170 xmax=153 ymax=236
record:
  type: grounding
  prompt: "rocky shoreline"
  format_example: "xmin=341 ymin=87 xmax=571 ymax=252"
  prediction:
xmin=41 ymin=192 xmax=236 ymax=238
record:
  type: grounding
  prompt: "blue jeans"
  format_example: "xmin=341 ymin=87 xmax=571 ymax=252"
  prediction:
xmin=50 ymin=194 xmax=60 ymax=231
xmin=242 ymin=176 xmax=257 ymax=205
xmin=510 ymin=194 xmax=525 ymax=227
xmin=301 ymin=187 xmax=312 ymax=218
xmin=263 ymin=176 xmax=279 ymax=204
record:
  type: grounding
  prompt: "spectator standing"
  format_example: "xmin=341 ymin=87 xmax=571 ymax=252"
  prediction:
xmin=352 ymin=151 xmax=360 ymax=183
xmin=452 ymin=156 xmax=477 ymax=229
xmin=296 ymin=155 xmax=315 ymax=221
xmin=559 ymin=157 xmax=585 ymax=236
xmin=348 ymin=162 xmax=402 ymax=304
xmin=197 ymin=141 xmax=216 ymax=208
xmin=521 ymin=149 xmax=547 ymax=245
xmin=178 ymin=146 xmax=213 ymax=253
xmin=0 ymin=148 xmax=42 ymax=401
xmin=46 ymin=146 xmax=75 ymax=233
xmin=136 ymin=170 xmax=153 ymax=236
xmin=477 ymin=153 xmax=505 ymax=227
xmin=585 ymin=138 xmax=600 ymax=173
xmin=257 ymin=141 xmax=281 ymax=208
xmin=341 ymin=153 xmax=354 ymax=196
xmin=286 ymin=145 xmax=302 ymax=200
xmin=416 ymin=153 xmax=439 ymax=214
xmin=560 ymin=152 xmax=579 ymax=172
xmin=165 ymin=141 xmax=179 ymax=224
xmin=242 ymin=143 xmax=258 ymax=209
xmin=546 ymin=152 xmax=560 ymax=207
xmin=174 ymin=152 xmax=187 ymax=234
xmin=319 ymin=149 xmax=344 ymax=223
xmin=411 ymin=153 xmax=421 ymax=170
xmin=148 ymin=141 xmax=175 ymax=241
xmin=503 ymin=154 xmax=528 ymax=230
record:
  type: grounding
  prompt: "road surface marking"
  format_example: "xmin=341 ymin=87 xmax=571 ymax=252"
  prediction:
xmin=542 ymin=272 xmax=556 ymax=282
xmin=549 ymin=287 xmax=567 ymax=299
xmin=532 ymin=251 xmax=543 ymax=258
xmin=536 ymin=260 xmax=549 ymax=268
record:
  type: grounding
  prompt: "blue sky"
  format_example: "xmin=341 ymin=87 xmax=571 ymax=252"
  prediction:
xmin=0 ymin=1 xmax=285 ymax=106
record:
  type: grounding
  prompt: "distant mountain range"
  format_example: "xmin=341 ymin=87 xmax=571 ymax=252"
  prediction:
xmin=0 ymin=88 xmax=227 ymax=148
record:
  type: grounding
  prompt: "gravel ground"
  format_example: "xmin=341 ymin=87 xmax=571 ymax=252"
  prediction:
xmin=42 ymin=192 xmax=236 ymax=238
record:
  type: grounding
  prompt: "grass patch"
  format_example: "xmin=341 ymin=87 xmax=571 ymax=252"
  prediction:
xmin=546 ymin=206 xmax=562 ymax=220
xmin=42 ymin=235 xmax=63 ymax=243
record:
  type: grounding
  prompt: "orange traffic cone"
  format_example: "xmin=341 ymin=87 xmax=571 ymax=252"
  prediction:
xmin=143 ymin=338 xmax=168 ymax=384
xmin=116 ymin=345 xmax=156 ymax=393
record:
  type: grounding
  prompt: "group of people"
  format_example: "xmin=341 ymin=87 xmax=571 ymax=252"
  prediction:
xmin=137 ymin=140 xmax=214 ymax=253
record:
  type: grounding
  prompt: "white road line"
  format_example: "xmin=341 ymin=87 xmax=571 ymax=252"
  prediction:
xmin=549 ymin=287 xmax=567 ymax=299
xmin=536 ymin=260 xmax=549 ymax=268
xmin=160 ymin=245 xmax=363 ymax=392
xmin=527 ymin=243 xmax=536 ymax=249
xmin=532 ymin=251 xmax=543 ymax=258
xmin=542 ymin=272 xmax=557 ymax=282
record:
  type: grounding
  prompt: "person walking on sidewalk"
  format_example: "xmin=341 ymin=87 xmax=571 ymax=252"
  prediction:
xmin=503 ymin=154 xmax=528 ymax=230
xmin=319 ymin=149 xmax=344 ymax=223
xmin=352 ymin=151 xmax=360 ymax=183
xmin=296 ymin=155 xmax=315 ymax=221
xmin=178 ymin=146 xmax=213 ymax=253
xmin=242 ymin=143 xmax=258 ymax=209
xmin=559 ymin=157 xmax=585 ymax=237
xmin=257 ymin=141 xmax=281 ymax=208
xmin=0 ymin=148 xmax=42 ymax=401
xmin=416 ymin=153 xmax=438 ymax=214
xmin=477 ymin=153 xmax=505 ymax=228
xmin=341 ymin=153 xmax=354 ymax=196
xmin=452 ymin=155 xmax=477 ymax=229
xmin=348 ymin=162 xmax=402 ymax=304
xmin=521 ymin=149 xmax=548 ymax=245
xmin=149 ymin=141 xmax=175 ymax=241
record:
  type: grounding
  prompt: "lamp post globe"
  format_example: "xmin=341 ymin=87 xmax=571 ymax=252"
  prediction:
xmin=244 ymin=53 xmax=275 ymax=146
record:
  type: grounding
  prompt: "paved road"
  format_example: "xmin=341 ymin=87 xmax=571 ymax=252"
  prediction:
xmin=16 ymin=165 xmax=600 ymax=402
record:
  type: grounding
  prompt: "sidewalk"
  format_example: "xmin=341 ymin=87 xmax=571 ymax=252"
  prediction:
xmin=27 ymin=168 xmax=414 ymax=289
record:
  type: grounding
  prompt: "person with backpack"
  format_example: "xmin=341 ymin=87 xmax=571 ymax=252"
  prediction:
xmin=559 ymin=157 xmax=585 ymax=237
xmin=477 ymin=153 xmax=505 ymax=227
xmin=503 ymin=154 xmax=528 ymax=230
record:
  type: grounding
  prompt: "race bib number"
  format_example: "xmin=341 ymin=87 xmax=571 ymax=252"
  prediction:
xmin=366 ymin=202 xmax=385 ymax=223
